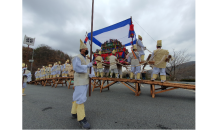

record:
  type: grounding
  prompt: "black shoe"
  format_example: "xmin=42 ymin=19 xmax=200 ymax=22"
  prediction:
xmin=72 ymin=114 xmax=77 ymax=119
xmin=78 ymin=117 xmax=91 ymax=129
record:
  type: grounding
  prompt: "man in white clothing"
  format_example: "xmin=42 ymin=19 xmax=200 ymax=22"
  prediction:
xmin=71 ymin=39 xmax=95 ymax=129
xmin=56 ymin=61 xmax=62 ymax=77
xmin=127 ymin=45 xmax=141 ymax=80
xmin=22 ymin=63 xmax=31 ymax=96
xmin=136 ymin=35 xmax=146 ymax=62
xmin=150 ymin=40 xmax=171 ymax=83
xmin=35 ymin=68 xmax=41 ymax=80
xmin=109 ymin=50 xmax=119 ymax=78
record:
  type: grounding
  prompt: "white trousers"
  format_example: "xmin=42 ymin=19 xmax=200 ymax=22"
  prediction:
xmin=103 ymin=68 xmax=110 ymax=73
xmin=131 ymin=66 xmax=141 ymax=74
xmin=72 ymin=85 xmax=89 ymax=104
xmin=118 ymin=68 xmax=122 ymax=75
xmin=110 ymin=68 xmax=118 ymax=73
xmin=40 ymin=75 xmax=45 ymax=78
xmin=23 ymin=82 xmax=27 ymax=88
xmin=97 ymin=68 xmax=103 ymax=72
xmin=152 ymin=67 xmax=166 ymax=75
xmin=56 ymin=70 xmax=61 ymax=75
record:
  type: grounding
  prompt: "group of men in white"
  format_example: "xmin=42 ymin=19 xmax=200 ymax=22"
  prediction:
xmin=22 ymin=60 xmax=74 ymax=96
xmin=92 ymin=35 xmax=172 ymax=82
xmin=34 ymin=59 xmax=74 ymax=80
xmin=92 ymin=35 xmax=145 ymax=80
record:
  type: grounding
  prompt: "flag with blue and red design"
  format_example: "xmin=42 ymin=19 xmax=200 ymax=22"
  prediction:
xmin=87 ymin=18 xmax=137 ymax=47
xmin=128 ymin=22 xmax=134 ymax=38
xmin=84 ymin=36 xmax=88 ymax=44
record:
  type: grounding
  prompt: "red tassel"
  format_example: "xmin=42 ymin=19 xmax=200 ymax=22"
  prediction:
xmin=129 ymin=24 xmax=134 ymax=31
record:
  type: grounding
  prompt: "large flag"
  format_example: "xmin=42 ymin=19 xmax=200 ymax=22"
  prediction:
xmin=23 ymin=35 xmax=35 ymax=46
xmin=87 ymin=18 xmax=136 ymax=47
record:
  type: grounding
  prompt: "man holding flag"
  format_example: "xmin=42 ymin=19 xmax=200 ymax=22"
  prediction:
xmin=71 ymin=39 xmax=95 ymax=129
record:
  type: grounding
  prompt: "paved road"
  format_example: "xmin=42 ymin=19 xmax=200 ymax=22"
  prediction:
xmin=23 ymin=82 xmax=195 ymax=129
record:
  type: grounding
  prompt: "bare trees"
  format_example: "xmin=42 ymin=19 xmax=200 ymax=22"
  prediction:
xmin=166 ymin=49 xmax=193 ymax=81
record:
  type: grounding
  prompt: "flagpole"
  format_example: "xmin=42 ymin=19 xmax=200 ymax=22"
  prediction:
xmin=89 ymin=0 xmax=94 ymax=97
xmin=130 ymin=16 xmax=137 ymax=60
xmin=130 ymin=16 xmax=134 ymax=46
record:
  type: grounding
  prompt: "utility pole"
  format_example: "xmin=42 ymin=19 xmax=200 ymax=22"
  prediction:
xmin=31 ymin=49 xmax=34 ymax=81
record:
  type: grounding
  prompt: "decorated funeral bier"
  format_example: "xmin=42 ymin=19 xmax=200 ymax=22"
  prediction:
xmin=93 ymin=39 xmax=129 ymax=66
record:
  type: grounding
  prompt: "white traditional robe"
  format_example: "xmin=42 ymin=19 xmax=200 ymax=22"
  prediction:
xmin=109 ymin=55 xmax=118 ymax=73
xmin=51 ymin=66 xmax=54 ymax=75
xmin=39 ymin=70 xmax=42 ymax=78
xmin=72 ymin=56 xmax=94 ymax=104
xmin=22 ymin=68 xmax=31 ymax=88
xmin=136 ymin=39 xmax=145 ymax=56
xmin=127 ymin=52 xmax=141 ymax=74
xmin=35 ymin=71 xmax=40 ymax=79
xmin=150 ymin=49 xmax=166 ymax=75
xmin=63 ymin=64 xmax=69 ymax=75
xmin=53 ymin=65 xmax=58 ymax=75
xmin=56 ymin=65 xmax=62 ymax=75
xmin=27 ymin=75 xmax=32 ymax=82
xmin=103 ymin=66 xmax=110 ymax=73
xmin=117 ymin=64 xmax=122 ymax=76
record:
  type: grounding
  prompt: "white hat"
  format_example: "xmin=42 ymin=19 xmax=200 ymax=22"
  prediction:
xmin=157 ymin=40 xmax=162 ymax=46
xmin=80 ymin=39 xmax=88 ymax=49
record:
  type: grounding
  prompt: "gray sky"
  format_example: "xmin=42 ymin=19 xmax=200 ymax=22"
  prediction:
xmin=22 ymin=0 xmax=195 ymax=69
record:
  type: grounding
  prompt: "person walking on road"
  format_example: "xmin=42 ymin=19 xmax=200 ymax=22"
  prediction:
xmin=22 ymin=63 xmax=31 ymax=96
xmin=71 ymin=39 xmax=95 ymax=129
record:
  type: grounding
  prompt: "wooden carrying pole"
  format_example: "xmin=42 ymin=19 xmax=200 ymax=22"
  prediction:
xmin=89 ymin=0 xmax=94 ymax=97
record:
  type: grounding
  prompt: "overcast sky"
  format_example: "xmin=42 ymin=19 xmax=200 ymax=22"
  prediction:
xmin=22 ymin=0 xmax=195 ymax=69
